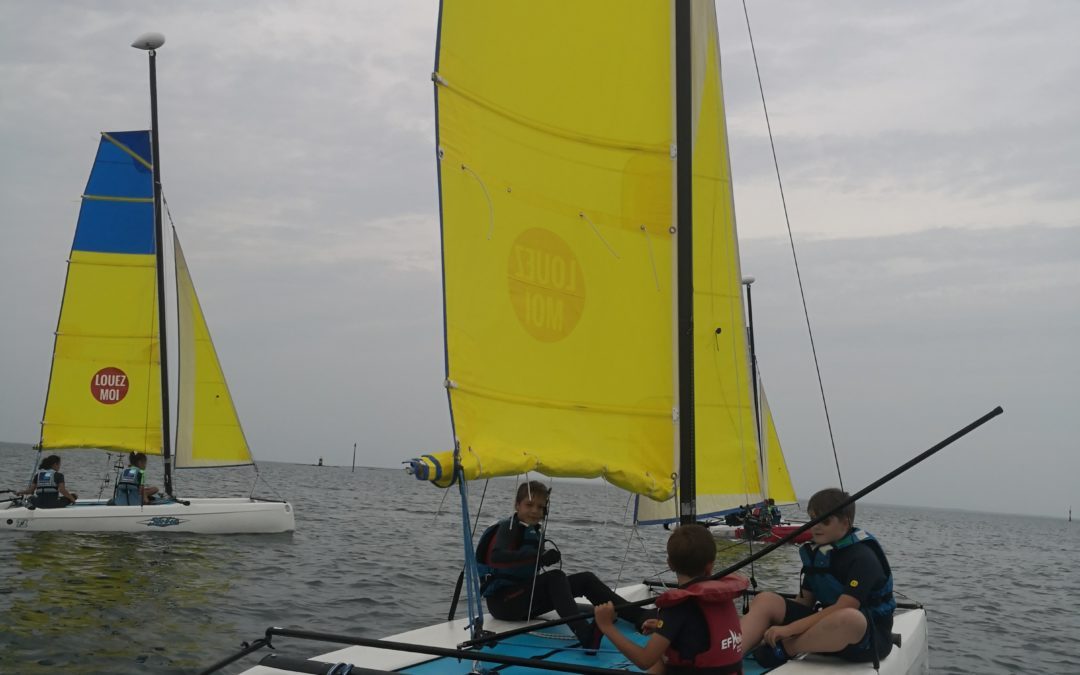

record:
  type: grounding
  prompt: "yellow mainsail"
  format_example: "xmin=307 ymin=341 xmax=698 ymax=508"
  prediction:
xmin=414 ymin=0 xmax=794 ymax=516
xmin=39 ymin=131 xmax=163 ymax=453
xmin=173 ymin=232 xmax=253 ymax=468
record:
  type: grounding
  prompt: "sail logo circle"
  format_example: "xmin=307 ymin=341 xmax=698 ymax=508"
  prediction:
xmin=508 ymin=228 xmax=585 ymax=342
xmin=91 ymin=367 xmax=129 ymax=405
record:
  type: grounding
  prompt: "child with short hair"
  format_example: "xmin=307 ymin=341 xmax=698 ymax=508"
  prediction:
xmin=742 ymin=488 xmax=896 ymax=667
xmin=595 ymin=523 xmax=747 ymax=673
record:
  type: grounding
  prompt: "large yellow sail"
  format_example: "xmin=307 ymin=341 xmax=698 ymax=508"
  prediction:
xmin=39 ymin=131 xmax=163 ymax=453
xmin=414 ymin=1 xmax=784 ymax=514
xmin=173 ymin=232 xmax=253 ymax=468
xmin=417 ymin=0 xmax=676 ymax=500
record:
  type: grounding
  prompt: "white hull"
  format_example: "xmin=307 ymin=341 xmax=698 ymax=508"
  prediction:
xmin=238 ymin=583 xmax=927 ymax=674
xmin=1 ymin=497 xmax=294 ymax=534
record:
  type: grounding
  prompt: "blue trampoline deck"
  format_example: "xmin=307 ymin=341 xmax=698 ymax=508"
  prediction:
xmin=398 ymin=619 xmax=770 ymax=674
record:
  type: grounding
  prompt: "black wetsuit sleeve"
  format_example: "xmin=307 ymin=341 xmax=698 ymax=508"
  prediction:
xmin=835 ymin=545 xmax=886 ymax=606
xmin=488 ymin=519 xmax=539 ymax=565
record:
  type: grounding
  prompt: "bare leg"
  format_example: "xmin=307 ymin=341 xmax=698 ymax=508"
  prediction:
xmin=740 ymin=592 xmax=787 ymax=650
xmin=785 ymin=608 xmax=866 ymax=655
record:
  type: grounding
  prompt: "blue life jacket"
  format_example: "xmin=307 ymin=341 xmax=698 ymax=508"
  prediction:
xmin=799 ymin=528 xmax=895 ymax=620
xmin=113 ymin=466 xmax=143 ymax=506
xmin=34 ymin=469 xmax=59 ymax=498
xmin=475 ymin=517 xmax=542 ymax=597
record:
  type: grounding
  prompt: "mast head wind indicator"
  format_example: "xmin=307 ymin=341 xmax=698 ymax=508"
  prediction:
xmin=131 ymin=32 xmax=166 ymax=51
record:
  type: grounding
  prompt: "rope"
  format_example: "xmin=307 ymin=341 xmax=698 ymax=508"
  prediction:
xmin=460 ymin=165 xmax=495 ymax=240
xmin=579 ymin=212 xmax=620 ymax=258
xmin=740 ymin=0 xmax=844 ymax=490
xmin=640 ymin=225 xmax=661 ymax=291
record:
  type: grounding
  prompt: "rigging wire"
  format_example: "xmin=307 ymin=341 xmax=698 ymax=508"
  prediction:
xmin=740 ymin=0 xmax=845 ymax=491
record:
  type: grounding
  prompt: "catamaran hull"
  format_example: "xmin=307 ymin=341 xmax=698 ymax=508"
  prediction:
xmin=0 ymin=497 xmax=294 ymax=534
xmin=712 ymin=523 xmax=814 ymax=545
xmin=234 ymin=583 xmax=927 ymax=674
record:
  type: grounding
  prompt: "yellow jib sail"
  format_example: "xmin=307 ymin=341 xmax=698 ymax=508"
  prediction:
xmin=173 ymin=232 xmax=253 ymax=468
xmin=760 ymin=384 xmax=798 ymax=506
xmin=40 ymin=131 xmax=163 ymax=453
xmin=416 ymin=1 xmax=792 ymax=514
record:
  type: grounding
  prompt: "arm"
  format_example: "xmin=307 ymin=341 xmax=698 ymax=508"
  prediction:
xmin=58 ymin=480 xmax=77 ymax=502
xmin=16 ymin=479 xmax=37 ymax=496
xmin=595 ymin=602 xmax=669 ymax=670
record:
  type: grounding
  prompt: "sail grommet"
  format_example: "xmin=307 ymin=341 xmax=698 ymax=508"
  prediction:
xmin=437 ymin=146 xmax=445 ymax=160
xmin=669 ymin=226 xmax=677 ymax=234
xmin=445 ymin=378 xmax=458 ymax=389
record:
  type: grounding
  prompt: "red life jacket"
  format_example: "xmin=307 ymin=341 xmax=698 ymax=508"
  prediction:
xmin=655 ymin=575 xmax=749 ymax=671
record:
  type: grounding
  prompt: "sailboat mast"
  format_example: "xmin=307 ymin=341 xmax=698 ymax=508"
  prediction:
xmin=135 ymin=34 xmax=174 ymax=496
xmin=744 ymin=277 xmax=767 ymax=499
xmin=675 ymin=0 xmax=696 ymax=525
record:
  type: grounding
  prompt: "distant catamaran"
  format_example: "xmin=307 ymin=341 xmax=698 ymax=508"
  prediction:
xmin=1 ymin=33 xmax=293 ymax=534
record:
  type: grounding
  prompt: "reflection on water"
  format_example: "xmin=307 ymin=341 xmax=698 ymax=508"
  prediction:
xmin=2 ymin=531 xmax=232 ymax=673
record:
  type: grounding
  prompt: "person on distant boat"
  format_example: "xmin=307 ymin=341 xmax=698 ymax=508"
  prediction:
xmin=113 ymin=452 xmax=160 ymax=506
xmin=741 ymin=488 xmax=896 ymax=668
xmin=17 ymin=455 xmax=78 ymax=508
xmin=595 ymin=523 xmax=746 ymax=673
xmin=766 ymin=498 xmax=783 ymax=526
xmin=475 ymin=480 xmax=654 ymax=651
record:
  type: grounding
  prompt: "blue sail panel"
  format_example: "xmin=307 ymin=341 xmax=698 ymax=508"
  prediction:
xmin=72 ymin=131 xmax=156 ymax=255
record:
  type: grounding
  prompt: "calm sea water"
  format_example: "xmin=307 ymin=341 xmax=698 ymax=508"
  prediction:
xmin=1 ymin=442 xmax=1077 ymax=674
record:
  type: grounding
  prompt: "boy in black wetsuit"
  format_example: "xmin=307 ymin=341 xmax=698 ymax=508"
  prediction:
xmin=595 ymin=523 xmax=746 ymax=673
xmin=477 ymin=481 xmax=651 ymax=649
xmin=742 ymin=488 xmax=896 ymax=667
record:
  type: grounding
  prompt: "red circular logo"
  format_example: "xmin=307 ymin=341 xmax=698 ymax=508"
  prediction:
xmin=91 ymin=367 xmax=130 ymax=405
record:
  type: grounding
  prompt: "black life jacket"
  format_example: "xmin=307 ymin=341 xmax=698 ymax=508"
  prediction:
xmin=799 ymin=528 xmax=895 ymax=620
xmin=474 ymin=517 xmax=541 ymax=597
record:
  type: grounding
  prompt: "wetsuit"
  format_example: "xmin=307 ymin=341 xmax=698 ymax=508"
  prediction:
xmin=477 ymin=516 xmax=650 ymax=643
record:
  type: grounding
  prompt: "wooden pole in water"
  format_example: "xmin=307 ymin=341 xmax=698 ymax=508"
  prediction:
xmin=351 ymin=442 xmax=357 ymax=473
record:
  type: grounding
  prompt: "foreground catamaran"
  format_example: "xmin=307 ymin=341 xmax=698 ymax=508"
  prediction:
xmin=1 ymin=34 xmax=293 ymax=535
xmin=220 ymin=1 xmax=936 ymax=672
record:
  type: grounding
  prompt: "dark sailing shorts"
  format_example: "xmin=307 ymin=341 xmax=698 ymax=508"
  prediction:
xmin=780 ymin=599 xmax=892 ymax=662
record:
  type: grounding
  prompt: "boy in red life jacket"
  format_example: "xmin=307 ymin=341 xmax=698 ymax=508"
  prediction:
xmin=595 ymin=524 xmax=748 ymax=673
xmin=741 ymin=488 xmax=896 ymax=668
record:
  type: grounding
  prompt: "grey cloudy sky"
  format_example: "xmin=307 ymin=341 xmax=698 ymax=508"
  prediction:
xmin=1 ymin=1 xmax=1076 ymax=518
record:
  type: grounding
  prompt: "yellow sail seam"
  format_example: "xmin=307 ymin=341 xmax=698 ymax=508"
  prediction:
xmin=82 ymin=194 xmax=154 ymax=203
xmin=437 ymin=75 xmax=670 ymax=154
xmin=452 ymin=382 xmax=670 ymax=418
xmin=444 ymin=154 xmax=672 ymax=237
xmin=101 ymin=132 xmax=154 ymax=170
xmin=69 ymin=258 xmax=155 ymax=269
